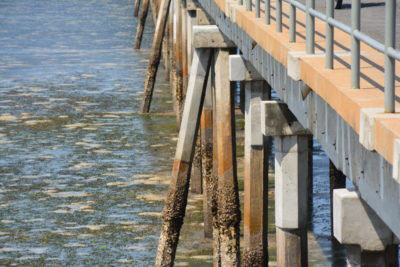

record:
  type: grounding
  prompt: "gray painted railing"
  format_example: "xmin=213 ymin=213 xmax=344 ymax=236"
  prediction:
xmin=243 ymin=0 xmax=398 ymax=113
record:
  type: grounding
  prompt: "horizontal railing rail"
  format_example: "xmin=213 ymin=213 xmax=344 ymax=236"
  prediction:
xmin=242 ymin=0 xmax=398 ymax=113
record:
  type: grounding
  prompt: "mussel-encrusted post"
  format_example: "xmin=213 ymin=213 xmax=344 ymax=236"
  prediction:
xmin=155 ymin=48 xmax=212 ymax=266
xmin=141 ymin=0 xmax=172 ymax=113
xmin=214 ymin=48 xmax=241 ymax=266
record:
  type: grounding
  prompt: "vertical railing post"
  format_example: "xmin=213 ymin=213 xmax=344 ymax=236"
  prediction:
xmin=325 ymin=0 xmax=334 ymax=69
xmin=256 ymin=0 xmax=260 ymax=17
xmin=247 ymin=0 xmax=252 ymax=11
xmin=277 ymin=0 xmax=282 ymax=32
xmin=289 ymin=4 xmax=296 ymax=42
xmin=351 ymin=0 xmax=360 ymax=89
xmin=384 ymin=0 xmax=396 ymax=113
xmin=306 ymin=0 xmax=315 ymax=54
xmin=265 ymin=0 xmax=270 ymax=25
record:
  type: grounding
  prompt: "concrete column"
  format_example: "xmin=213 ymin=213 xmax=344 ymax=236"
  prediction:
xmin=333 ymin=188 xmax=399 ymax=267
xmin=275 ymin=135 xmax=309 ymax=267
xmin=261 ymin=101 xmax=311 ymax=267
xmin=329 ymin=160 xmax=346 ymax=238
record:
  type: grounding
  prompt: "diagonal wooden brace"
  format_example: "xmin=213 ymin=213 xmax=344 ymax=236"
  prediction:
xmin=155 ymin=48 xmax=212 ymax=267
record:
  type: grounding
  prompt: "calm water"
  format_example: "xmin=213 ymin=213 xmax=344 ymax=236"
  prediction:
xmin=0 ymin=0 xmax=346 ymax=265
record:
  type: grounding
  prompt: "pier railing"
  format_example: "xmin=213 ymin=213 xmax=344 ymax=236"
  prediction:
xmin=243 ymin=0 xmax=399 ymax=113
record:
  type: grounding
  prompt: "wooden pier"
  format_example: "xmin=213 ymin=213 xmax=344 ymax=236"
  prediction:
xmin=134 ymin=0 xmax=400 ymax=265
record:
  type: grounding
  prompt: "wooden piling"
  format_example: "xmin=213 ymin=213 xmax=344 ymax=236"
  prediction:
xmin=155 ymin=48 xmax=212 ymax=266
xmin=211 ymin=62 xmax=221 ymax=266
xmin=181 ymin=5 xmax=189 ymax=93
xmin=243 ymin=81 xmax=271 ymax=266
xmin=172 ymin=0 xmax=184 ymax=124
xmin=201 ymin=76 xmax=214 ymax=238
xmin=140 ymin=0 xmax=172 ymax=113
xmin=190 ymin=137 xmax=203 ymax=193
xmin=214 ymin=48 xmax=241 ymax=266
xmin=149 ymin=0 xmax=157 ymax=24
xmin=276 ymin=228 xmax=308 ymax=266
xmin=134 ymin=0 xmax=141 ymax=17
xmin=134 ymin=0 xmax=150 ymax=49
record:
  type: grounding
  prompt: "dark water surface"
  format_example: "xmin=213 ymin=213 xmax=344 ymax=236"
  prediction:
xmin=0 ymin=0 xmax=347 ymax=265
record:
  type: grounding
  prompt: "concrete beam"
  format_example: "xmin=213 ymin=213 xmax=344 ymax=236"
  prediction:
xmin=196 ymin=8 xmax=213 ymax=25
xmin=192 ymin=25 xmax=235 ymax=48
xmin=287 ymin=51 xmax=350 ymax=81
xmin=275 ymin=135 xmax=309 ymax=229
xmin=359 ymin=108 xmax=400 ymax=151
xmin=333 ymin=188 xmax=397 ymax=251
xmin=229 ymin=55 xmax=263 ymax=81
xmin=261 ymin=101 xmax=309 ymax=136
xmin=394 ymin=139 xmax=400 ymax=182
xmin=186 ymin=0 xmax=199 ymax=11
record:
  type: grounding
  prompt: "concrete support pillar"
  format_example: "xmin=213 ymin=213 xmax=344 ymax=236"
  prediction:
xmin=229 ymin=55 xmax=271 ymax=265
xmin=275 ymin=135 xmax=309 ymax=267
xmin=333 ymin=188 xmax=399 ymax=267
xmin=261 ymin=101 xmax=311 ymax=267
xmin=329 ymin=160 xmax=346 ymax=238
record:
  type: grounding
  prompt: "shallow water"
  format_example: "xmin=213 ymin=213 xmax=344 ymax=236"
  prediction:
xmin=0 ymin=0 xmax=348 ymax=265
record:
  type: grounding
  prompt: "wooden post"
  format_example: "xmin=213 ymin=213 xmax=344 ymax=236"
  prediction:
xmin=134 ymin=0 xmax=150 ymax=49
xmin=276 ymin=228 xmax=308 ymax=266
xmin=329 ymin=160 xmax=345 ymax=238
xmin=201 ymin=75 xmax=213 ymax=238
xmin=155 ymin=48 xmax=212 ymax=267
xmin=149 ymin=0 xmax=158 ymax=24
xmin=134 ymin=0 xmax=141 ymax=17
xmin=214 ymin=48 xmax=241 ymax=266
xmin=190 ymin=137 xmax=203 ymax=193
xmin=140 ymin=0 xmax=172 ymax=113
xmin=228 ymin=54 xmax=271 ymax=266
xmin=211 ymin=68 xmax=221 ymax=265
xmin=243 ymin=81 xmax=270 ymax=266
xmin=181 ymin=4 xmax=189 ymax=93
xmin=172 ymin=0 xmax=184 ymax=124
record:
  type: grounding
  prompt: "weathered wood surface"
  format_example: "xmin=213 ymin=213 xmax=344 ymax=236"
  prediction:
xmin=149 ymin=0 xmax=158 ymax=24
xmin=181 ymin=5 xmax=188 ymax=95
xmin=211 ymin=64 xmax=221 ymax=266
xmin=141 ymin=0 xmax=172 ymax=113
xmin=214 ymin=48 xmax=240 ymax=266
xmin=243 ymin=81 xmax=270 ymax=266
xmin=190 ymin=136 xmax=203 ymax=193
xmin=172 ymin=0 xmax=184 ymax=123
xmin=155 ymin=48 xmax=212 ymax=267
xmin=276 ymin=228 xmax=308 ymax=267
xmin=201 ymin=77 xmax=214 ymax=238
xmin=134 ymin=0 xmax=141 ymax=17
xmin=133 ymin=0 xmax=150 ymax=49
